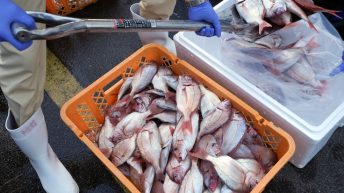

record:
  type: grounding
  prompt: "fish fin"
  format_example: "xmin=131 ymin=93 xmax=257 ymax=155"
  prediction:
xmin=307 ymin=21 xmax=318 ymax=32
xmin=188 ymin=149 xmax=208 ymax=161
xmin=180 ymin=119 xmax=193 ymax=134
xmin=294 ymin=0 xmax=342 ymax=19
xmin=258 ymin=21 xmax=272 ymax=35
xmin=165 ymin=91 xmax=176 ymax=101
xmin=116 ymin=94 xmax=132 ymax=108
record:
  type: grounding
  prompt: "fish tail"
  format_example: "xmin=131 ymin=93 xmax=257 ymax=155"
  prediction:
xmin=180 ymin=118 xmax=193 ymax=134
xmin=294 ymin=0 xmax=342 ymax=19
xmin=307 ymin=21 xmax=318 ymax=32
xmin=258 ymin=20 xmax=272 ymax=35
xmin=188 ymin=149 xmax=209 ymax=161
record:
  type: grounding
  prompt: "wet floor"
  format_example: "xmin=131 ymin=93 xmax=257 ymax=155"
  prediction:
xmin=1 ymin=0 xmax=344 ymax=192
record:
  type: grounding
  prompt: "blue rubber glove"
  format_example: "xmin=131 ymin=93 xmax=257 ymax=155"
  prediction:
xmin=188 ymin=1 xmax=221 ymax=37
xmin=0 ymin=0 xmax=36 ymax=51
xmin=329 ymin=50 xmax=344 ymax=77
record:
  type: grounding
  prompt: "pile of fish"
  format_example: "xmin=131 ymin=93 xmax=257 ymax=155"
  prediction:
xmin=86 ymin=63 xmax=277 ymax=193
xmin=235 ymin=0 xmax=340 ymax=34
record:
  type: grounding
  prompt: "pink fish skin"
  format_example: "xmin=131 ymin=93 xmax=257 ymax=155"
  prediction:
xmin=179 ymin=159 xmax=204 ymax=193
xmin=220 ymin=110 xmax=247 ymax=155
xmin=247 ymin=144 xmax=277 ymax=172
xmin=243 ymin=126 xmax=263 ymax=145
xmin=152 ymin=66 xmax=175 ymax=100
xmin=176 ymin=75 xmax=201 ymax=134
xmin=200 ymin=160 xmax=220 ymax=192
xmin=159 ymin=124 xmax=175 ymax=172
xmin=112 ymin=99 xmax=164 ymax=144
xmin=198 ymin=100 xmax=232 ymax=140
xmin=172 ymin=112 xmax=199 ymax=161
xmin=237 ymin=159 xmax=266 ymax=189
xmin=110 ymin=134 xmax=137 ymax=166
xmin=117 ymin=77 xmax=133 ymax=102
xmin=141 ymin=165 xmax=155 ymax=193
xmin=137 ymin=121 xmax=163 ymax=180
xmin=283 ymin=0 xmax=317 ymax=31
xmin=163 ymin=75 xmax=178 ymax=91
xmin=166 ymin=154 xmax=191 ymax=184
xmin=194 ymin=134 xmax=221 ymax=157
xmin=229 ymin=144 xmax=255 ymax=160
xmin=118 ymin=63 xmax=158 ymax=105
xmin=189 ymin=150 xmax=250 ymax=192
xmin=98 ymin=116 xmax=115 ymax=158
xmin=199 ymin=85 xmax=221 ymax=118
xmin=163 ymin=175 xmax=180 ymax=193
xmin=150 ymin=111 xmax=177 ymax=124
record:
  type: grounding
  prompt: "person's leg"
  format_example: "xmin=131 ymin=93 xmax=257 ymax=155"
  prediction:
xmin=130 ymin=0 xmax=177 ymax=54
xmin=0 ymin=1 xmax=78 ymax=192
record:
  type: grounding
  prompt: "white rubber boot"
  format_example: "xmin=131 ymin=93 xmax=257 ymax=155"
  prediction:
xmin=5 ymin=108 xmax=79 ymax=193
xmin=130 ymin=3 xmax=177 ymax=55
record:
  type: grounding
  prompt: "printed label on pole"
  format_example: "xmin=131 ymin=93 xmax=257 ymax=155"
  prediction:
xmin=114 ymin=19 xmax=151 ymax=29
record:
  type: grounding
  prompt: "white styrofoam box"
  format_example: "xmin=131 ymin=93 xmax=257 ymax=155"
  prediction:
xmin=174 ymin=0 xmax=344 ymax=168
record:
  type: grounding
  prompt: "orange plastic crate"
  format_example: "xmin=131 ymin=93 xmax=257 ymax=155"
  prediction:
xmin=46 ymin=0 xmax=98 ymax=15
xmin=61 ymin=44 xmax=295 ymax=193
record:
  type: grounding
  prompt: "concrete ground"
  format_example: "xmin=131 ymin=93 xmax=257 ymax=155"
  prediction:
xmin=1 ymin=0 xmax=344 ymax=192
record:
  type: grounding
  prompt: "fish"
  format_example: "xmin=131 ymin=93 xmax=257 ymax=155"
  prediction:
xmin=127 ymin=157 xmax=144 ymax=175
xmin=235 ymin=0 xmax=272 ymax=34
xmin=285 ymin=58 xmax=326 ymax=91
xmin=262 ymin=0 xmax=287 ymax=18
xmin=152 ymin=66 xmax=175 ymax=99
xmin=141 ymin=165 xmax=155 ymax=193
xmin=179 ymin=159 xmax=204 ymax=193
xmin=98 ymin=116 xmax=115 ymax=158
xmin=163 ymin=175 xmax=180 ymax=193
xmin=119 ymin=63 xmax=158 ymax=104
xmin=117 ymin=77 xmax=133 ymax=102
xmin=194 ymin=134 xmax=221 ymax=156
xmin=130 ymin=165 xmax=143 ymax=191
xmin=199 ymin=85 xmax=221 ymax=118
xmin=112 ymin=99 xmax=164 ymax=144
xmin=293 ymin=0 xmax=341 ymax=18
xmin=118 ymin=163 xmax=130 ymax=177
xmin=229 ymin=144 xmax=255 ymax=160
xmin=200 ymin=160 xmax=220 ymax=192
xmin=137 ymin=121 xmax=163 ymax=179
xmin=163 ymin=75 xmax=179 ymax=91
xmin=152 ymin=180 xmax=164 ymax=193
xmin=282 ymin=0 xmax=317 ymax=30
xmin=110 ymin=134 xmax=137 ymax=166
xmin=236 ymin=159 xmax=265 ymax=185
xmin=243 ymin=126 xmax=263 ymax=145
xmin=220 ymin=110 xmax=247 ymax=155
xmin=268 ymin=11 xmax=292 ymax=26
xmin=176 ymin=75 xmax=201 ymax=133
xmin=221 ymin=185 xmax=237 ymax=193
xmin=172 ymin=112 xmax=200 ymax=161
xmin=150 ymin=111 xmax=177 ymax=124
xmin=159 ymin=124 xmax=175 ymax=172
xmin=189 ymin=150 xmax=252 ymax=192
xmin=132 ymin=92 xmax=156 ymax=113
xmin=166 ymin=154 xmax=191 ymax=184
xmin=213 ymin=128 xmax=223 ymax=150
xmin=198 ymin=100 xmax=231 ymax=140
xmin=155 ymin=98 xmax=177 ymax=111
xmin=247 ymin=144 xmax=277 ymax=171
